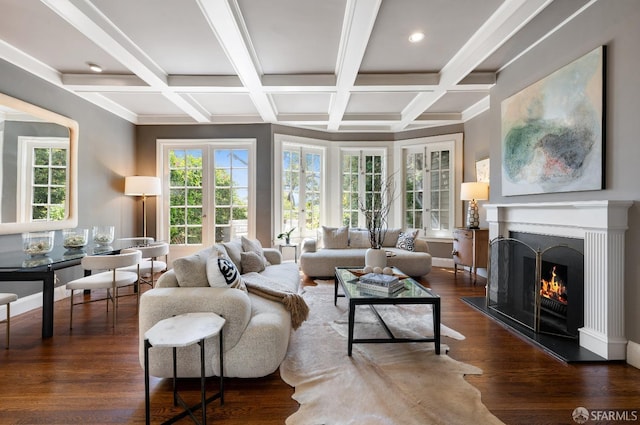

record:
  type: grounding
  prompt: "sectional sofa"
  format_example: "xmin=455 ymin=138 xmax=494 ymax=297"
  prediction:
xmin=139 ymin=238 xmax=300 ymax=379
xmin=299 ymin=227 xmax=432 ymax=278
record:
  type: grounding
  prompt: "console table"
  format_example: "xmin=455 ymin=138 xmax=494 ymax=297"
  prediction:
xmin=0 ymin=244 xmax=117 ymax=339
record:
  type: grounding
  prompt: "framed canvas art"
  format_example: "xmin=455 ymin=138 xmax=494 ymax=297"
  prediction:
xmin=501 ymin=46 xmax=605 ymax=196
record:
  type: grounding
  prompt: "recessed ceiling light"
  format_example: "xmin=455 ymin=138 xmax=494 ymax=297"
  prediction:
xmin=87 ymin=62 xmax=103 ymax=73
xmin=408 ymin=32 xmax=425 ymax=43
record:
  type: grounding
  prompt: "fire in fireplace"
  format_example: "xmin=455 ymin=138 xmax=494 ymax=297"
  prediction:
xmin=540 ymin=264 xmax=568 ymax=305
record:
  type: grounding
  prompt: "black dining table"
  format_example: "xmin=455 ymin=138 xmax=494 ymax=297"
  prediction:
xmin=0 ymin=244 xmax=118 ymax=338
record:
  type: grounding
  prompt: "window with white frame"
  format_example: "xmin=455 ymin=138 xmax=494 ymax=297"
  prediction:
xmin=161 ymin=140 xmax=255 ymax=247
xmin=17 ymin=137 xmax=69 ymax=222
xmin=280 ymin=144 xmax=323 ymax=239
xmin=399 ymin=135 xmax=461 ymax=239
xmin=341 ymin=149 xmax=386 ymax=228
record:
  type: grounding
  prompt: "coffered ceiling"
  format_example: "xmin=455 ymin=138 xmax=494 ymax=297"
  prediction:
xmin=0 ymin=0 xmax=593 ymax=132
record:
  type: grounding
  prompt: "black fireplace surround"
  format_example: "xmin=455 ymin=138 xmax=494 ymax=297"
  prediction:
xmin=488 ymin=232 xmax=584 ymax=339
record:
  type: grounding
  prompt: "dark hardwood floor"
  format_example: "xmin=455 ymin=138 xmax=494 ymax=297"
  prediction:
xmin=1 ymin=267 xmax=639 ymax=424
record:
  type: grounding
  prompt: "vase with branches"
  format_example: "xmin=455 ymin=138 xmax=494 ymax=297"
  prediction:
xmin=358 ymin=174 xmax=396 ymax=267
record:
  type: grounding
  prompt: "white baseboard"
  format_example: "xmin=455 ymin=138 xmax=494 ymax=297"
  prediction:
xmin=0 ymin=287 xmax=70 ymax=319
xmin=432 ymin=257 xmax=454 ymax=268
xmin=432 ymin=257 xmax=487 ymax=278
xmin=627 ymin=341 xmax=640 ymax=369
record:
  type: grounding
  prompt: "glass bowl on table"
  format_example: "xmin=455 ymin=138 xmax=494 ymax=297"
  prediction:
xmin=92 ymin=225 xmax=115 ymax=246
xmin=22 ymin=231 xmax=55 ymax=257
xmin=63 ymin=228 xmax=89 ymax=249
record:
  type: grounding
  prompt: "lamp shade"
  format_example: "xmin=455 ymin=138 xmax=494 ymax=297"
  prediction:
xmin=460 ymin=182 xmax=489 ymax=201
xmin=124 ymin=176 xmax=161 ymax=196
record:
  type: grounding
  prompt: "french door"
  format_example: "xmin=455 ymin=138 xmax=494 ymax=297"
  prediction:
xmin=279 ymin=144 xmax=324 ymax=241
xmin=158 ymin=140 xmax=255 ymax=261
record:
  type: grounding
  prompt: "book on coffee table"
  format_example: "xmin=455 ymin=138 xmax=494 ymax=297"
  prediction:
xmin=356 ymin=280 xmax=405 ymax=294
xmin=357 ymin=273 xmax=405 ymax=294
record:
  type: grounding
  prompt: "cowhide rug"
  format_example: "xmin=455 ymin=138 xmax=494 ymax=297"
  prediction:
xmin=279 ymin=283 xmax=504 ymax=425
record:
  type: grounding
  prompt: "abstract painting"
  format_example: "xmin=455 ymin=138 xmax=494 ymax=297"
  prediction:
xmin=501 ymin=46 xmax=605 ymax=196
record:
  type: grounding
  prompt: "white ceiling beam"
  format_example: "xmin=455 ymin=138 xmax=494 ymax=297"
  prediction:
xmin=392 ymin=0 xmax=552 ymax=131
xmin=414 ymin=112 xmax=462 ymax=122
xmin=169 ymin=75 xmax=246 ymax=91
xmin=354 ymin=73 xmax=440 ymax=87
xmin=41 ymin=0 xmax=210 ymax=122
xmin=461 ymin=96 xmax=491 ymax=122
xmin=196 ymin=0 xmax=277 ymax=122
xmin=328 ymin=0 xmax=382 ymax=131
xmin=74 ymin=92 xmax=138 ymax=123
xmin=0 ymin=40 xmax=62 ymax=87
xmin=262 ymin=74 xmax=336 ymax=89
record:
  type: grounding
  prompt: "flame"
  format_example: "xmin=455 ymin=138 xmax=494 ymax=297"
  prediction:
xmin=540 ymin=265 xmax=568 ymax=305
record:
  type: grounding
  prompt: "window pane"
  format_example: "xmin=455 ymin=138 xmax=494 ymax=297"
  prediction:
xmin=187 ymin=208 xmax=202 ymax=224
xmin=187 ymin=226 xmax=202 ymax=244
xmin=34 ymin=148 xmax=49 ymax=165
xmin=33 ymin=168 xmax=48 ymax=185
xmin=51 ymin=168 xmax=66 ymax=185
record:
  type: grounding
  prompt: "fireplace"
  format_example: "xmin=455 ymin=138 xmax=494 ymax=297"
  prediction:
xmin=485 ymin=201 xmax=632 ymax=360
xmin=488 ymin=232 xmax=584 ymax=339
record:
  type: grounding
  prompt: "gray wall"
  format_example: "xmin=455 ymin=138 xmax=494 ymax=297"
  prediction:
xmin=462 ymin=0 xmax=640 ymax=343
xmin=0 ymin=59 xmax=137 ymax=296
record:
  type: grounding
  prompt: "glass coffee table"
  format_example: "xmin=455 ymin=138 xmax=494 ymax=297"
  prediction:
xmin=334 ymin=266 xmax=441 ymax=356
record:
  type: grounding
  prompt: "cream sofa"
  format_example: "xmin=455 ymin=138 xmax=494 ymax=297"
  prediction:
xmin=139 ymin=240 xmax=300 ymax=379
xmin=299 ymin=227 xmax=432 ymax=278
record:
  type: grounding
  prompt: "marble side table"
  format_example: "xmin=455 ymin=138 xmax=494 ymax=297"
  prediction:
xmin=144 ymin=312 xmax=225 ymax=425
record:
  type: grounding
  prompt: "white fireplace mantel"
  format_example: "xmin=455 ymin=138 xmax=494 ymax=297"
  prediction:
xmin=485 ymin=200 xmax=633 ymax=360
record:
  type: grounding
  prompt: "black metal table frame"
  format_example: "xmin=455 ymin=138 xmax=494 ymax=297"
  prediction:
xmin=144 ymin=332 xmax=224 ymax=425
xmin=0 ymin=258 xmax=83 ymax=338
xmin=334 ymin=270 xmax=441 ymax=357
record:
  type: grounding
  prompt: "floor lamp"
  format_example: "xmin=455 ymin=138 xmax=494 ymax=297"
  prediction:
xmin=460 ymin=182 xmax=489 ymax=229
xmin=125 ymin=176 xmax=161 ymax=238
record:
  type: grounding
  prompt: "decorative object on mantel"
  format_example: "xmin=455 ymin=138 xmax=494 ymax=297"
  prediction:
xmin=276 ymin=227 xmax=296 ymax=245
xmin=124 ymin=176 xmax=161 ymax=238
xmin=501 ymin=46 xmax=605 ymax=196
xmin=22 ymin=231 xmax=55 ymax=257
xmin=460 ymin=182 xmax=489 ymax=229
xmin=359 ymin=174 xmax=396 ymax=269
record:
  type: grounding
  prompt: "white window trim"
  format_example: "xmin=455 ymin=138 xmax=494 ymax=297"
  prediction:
xmin=156 ymin=138 xmax=257 ymax=245
xmin=16 ymin=136 xmax=69 ymax=222
xmin=273 ymin=134 xmax=328 ymax=242
xmin=339 ymin=147 xmax=388 ymax=228
xmin=394 ymin=133 xmax=463 ymax=240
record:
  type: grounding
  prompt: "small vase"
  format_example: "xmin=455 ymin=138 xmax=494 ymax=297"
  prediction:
xmin=365 ymin=248 xmax=387 ymax=269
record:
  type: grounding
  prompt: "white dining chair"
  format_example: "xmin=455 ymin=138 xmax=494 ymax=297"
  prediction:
xmin=120 ymin=242 xmax=169 ymax=290
xmin=66 ymin=250 xmax=142 ymax=330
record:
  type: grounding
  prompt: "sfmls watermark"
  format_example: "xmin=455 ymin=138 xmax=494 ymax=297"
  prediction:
xmin=572 ymin=407 xmax=639 ymax=423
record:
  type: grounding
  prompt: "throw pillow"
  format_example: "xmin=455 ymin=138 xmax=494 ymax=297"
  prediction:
xmin=382 ymin=228 xmax=402 ymax=247
xmin=222 ymin=239 xmax=243 ymax=272
xmin=173 ymin=248 xmax=213 ymax=287
xmin=348 ymin=228 xmax=370 ymax=248
xmin=241 ymin=236 xmax=270 ymax=267
xmin=321 ymin=225 xmax=348 ymax=249
xmin=396 ymin=229 xmax=419 ymax=252
xmin=241 ymin=251 xmax=266 ymax=273
xmin=206 ymin=251 xmax=247 ymax=291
